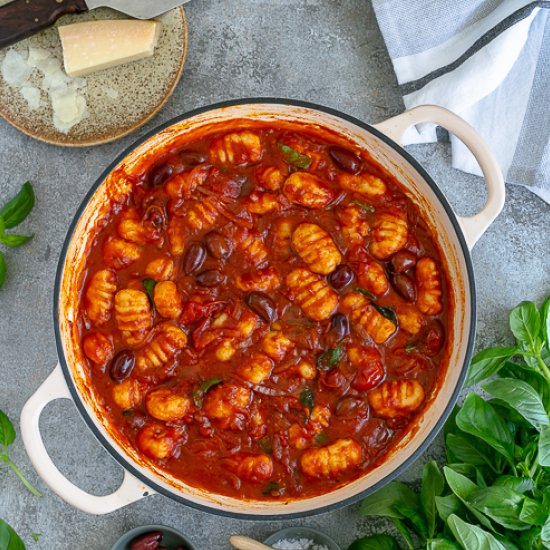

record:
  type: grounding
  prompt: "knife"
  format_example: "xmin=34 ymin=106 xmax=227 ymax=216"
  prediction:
xmin=0 ymin=0 xmax=190 ymax=50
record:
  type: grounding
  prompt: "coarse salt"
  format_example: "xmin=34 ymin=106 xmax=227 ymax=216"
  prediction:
xmin=272 ymin=538 xmax=330 ymax=550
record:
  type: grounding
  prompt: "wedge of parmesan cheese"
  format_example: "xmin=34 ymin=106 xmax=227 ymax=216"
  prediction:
xmin=58 ymin=19 xmax=162 ymax=78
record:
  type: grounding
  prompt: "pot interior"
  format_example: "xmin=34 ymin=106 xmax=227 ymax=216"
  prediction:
xmin=57 ymin=101 xmax=473 ymax=516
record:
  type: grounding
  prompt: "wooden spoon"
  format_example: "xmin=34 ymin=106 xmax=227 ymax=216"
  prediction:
xmin=229 ymin=535 xmax=275 ymax=550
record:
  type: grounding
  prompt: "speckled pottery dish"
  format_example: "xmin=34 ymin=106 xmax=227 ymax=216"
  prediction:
xmin=0 ymin=7 xmax=187 ymax=147
xmin=21 ymin=100 xmax=504 ymax=519
xmin=111 ymin=524 xmax=197 ymax=550
xmin=265 ymin=527 xmax=340 ymax=550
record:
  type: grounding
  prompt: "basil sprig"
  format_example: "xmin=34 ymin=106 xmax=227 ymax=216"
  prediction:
xmin=277 ymin=142 xmax=312 ymax=169
xmin=0 ymin=181 xmax=36 ymax=289
xmin=299 ymin=387 xmax=314 ymax=417
xmin=351 ymin=295 xmax=550 ymax=550
xmin=316 ymin=345 xmax=344 ymax=371
xmin=192 ymin=378 xmax=223 ymax=408
xmin=0 ymin=409 xmax=41 ymax=497
xmin=0 ymin=519 xmax=25 ymax=550
xmin=0 ymin=181 xmax=34 ymax=229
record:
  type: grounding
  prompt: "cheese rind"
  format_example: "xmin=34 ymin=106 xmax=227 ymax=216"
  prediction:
xmin=58 ymin=20 xmax=162 ymax=78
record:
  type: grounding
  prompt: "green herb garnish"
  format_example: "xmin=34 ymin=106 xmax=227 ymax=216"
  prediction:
xmin=351 ymin=199 xmax=375 ymax=213
xmin=404 ymin=341 xmax=418 ymax=353
xmin=355 ymin=287 xmax=377 ymax=301
xmin=299 ymin=387 xmax=314 ymax=417
xmin=372 ymin=303 xmax=399 ymax=328
xmin=0 ymin=519 xmax=25 ymax=550
xmin=142 ymin=278 xmax=157 ymax=305
xmin=262 ymin=480 xmax=282 ymax=495
xmin=316 ymin=346 xmax=344 ymax=371
xmin=0 ymin=181 xmax=35 ymax=229
xmin=32 ymin=533 xmax=41 ymax=543
xmin=192 ymin=378 xmax=223 ymax=408
xmin=315 ymin=433 xmax=328 ymax=446
xmin=277 ymin=142 xmax=312 ymax=169
xmin=351 ymin=295 xmax=550 ymax=550
xmin=0 ymin=409 xmax=41 ymax=497
xmin=258 ymin=437 xmax=273 ymax=455
xmin=0 ymin=182 xmax=36 ymax=288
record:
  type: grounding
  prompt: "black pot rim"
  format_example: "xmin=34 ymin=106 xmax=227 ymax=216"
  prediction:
xmin=53 ymin=97 xmax=476 ymax=520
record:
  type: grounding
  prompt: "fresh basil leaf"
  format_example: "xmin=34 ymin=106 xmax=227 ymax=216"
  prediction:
xmin=500 ymin=361 xmax=550 ymax=409
xmin=447 ymin=514 xmax=507 ymax=550
xmin=359 ymin=481 xmax=419 ymax=519
xmin=351 ymin=199 xmax=375 ymax=214
xmin=421 ymin=461 xmax=445 ymax=538
xmin=446 ymin=433 xmax=495 ymax=470
xmin=142 ymin=278 xmax=157 ymax=305
xmin=541 ymin=295 xmax=550 ymax=352
xmin=541 ymin=514 xmax=550 ymax=548
xmin=0 ymin=519 xmax=25 ymax=550
xmin=192 ymin=378 xmax=222 ymax=408
xmin=435 ymin=494 xmax=464 ymax=522
xmin=355 ymin=287 xmax=377 ymax=301
xmin=277 ymin=142 xmax=312 ymax=169
xmin=299 ymin=387 xmax=314 ymax=416
xmin=518 ymin=527 xmax=543 ymax=550
xmin=0 ymin=251 xmax=6 ymax=289
xmin=394 ymin=500 xmax=429 ymax=539
xmin=372 ymin=303 xmax=398 ymax=328
xmin=483 ymin=378 xmax=549 ymax=431
xmin=0 ymin=410 xmax=16 ymax=448
xmin=348 ymin=534 xmax=400 ymax=550
xmin=427 ymin=540 xmax=462 ymax=550
xmin=493 ymin=475 xmax=534 ymax=495
xmin=262 ymin=480 xmax=282 ymax=495
xmin=0 ymin=232 xmax=33 ymax=248
xmin=0 ymin=181 xmax=35 ymax=229
xmin=258 ymin=437 xmax=272 ymax=455
xmin=519 ymin=497 xmax=547 ymax=526
xmin=32 ymin=532 xmax=40 ymax=542
xmin=447 ymin=463 xmax=487 ymax=487
xmin=465 ymin=347 xmax=517 ymax=387
xmin=510 ymin=301 xmax=541 ymax=353
xmin=443 ymin=467 xmax=494 ymax=531
xmin=468 ymin=487 xmax=527 ymax=530
xmin=316 ymin=346 xmax=344 ymax=371
xmin=391 ymin=518 xmax=415 ymax=550
xmin=315 ymin=432 xmax=328 ymax=445
xmin=456 ymin=394 xmax=515 ymax=465
xmin=538 ymin=425 xmax=550 ymax=467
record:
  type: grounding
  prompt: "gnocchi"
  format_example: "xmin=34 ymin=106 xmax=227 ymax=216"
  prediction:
xmin=416 ymin=257 xmax=443 ymax=315
xmin=368 ymin=379 xmax=425 ymax=418
xmin=286 ymin=267 xmax=339 ymax=321
xmin=85 ymin=269 xmax=116 ymax=326
xmin=283 ymin=172 xmax=334 ymax=208
xmin=291 ymin=223 xmax=342 ymax=275
xmin=301 ymin=439 xmax=362 ymax=478
xmin=370 ymin=210 xmax=408 ymax=260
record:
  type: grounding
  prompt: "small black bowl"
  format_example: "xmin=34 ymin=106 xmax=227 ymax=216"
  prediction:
xmin=111 ymin=524 xmax=197 ymax=550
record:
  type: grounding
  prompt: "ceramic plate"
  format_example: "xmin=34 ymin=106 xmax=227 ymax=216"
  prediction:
xmin=0 ymin=7 xmax=187 ymax=147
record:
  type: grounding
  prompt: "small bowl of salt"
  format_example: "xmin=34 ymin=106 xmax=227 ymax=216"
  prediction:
xmin=264 ymin=527 xmax=340 ymax=550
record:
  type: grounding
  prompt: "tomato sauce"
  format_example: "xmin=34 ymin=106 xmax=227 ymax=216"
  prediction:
xmin=78 ymin=122 xmax=450 ymax=500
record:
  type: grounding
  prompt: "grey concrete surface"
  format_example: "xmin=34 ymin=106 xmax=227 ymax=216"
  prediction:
xmin=0 ymin=1 xmax=548 ymax=549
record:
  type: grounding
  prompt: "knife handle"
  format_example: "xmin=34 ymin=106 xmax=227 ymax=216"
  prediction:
xmin=0 ymin=0 xmax=88 ymax=50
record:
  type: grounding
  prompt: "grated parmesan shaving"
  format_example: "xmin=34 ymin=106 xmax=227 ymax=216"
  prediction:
xmin=272 ymin=538 xmax=330 ymax=550
xmin=1 ymin=46 xmax=88 ymax=134
xmin=20 ymin=86 xmax=42 ymax=111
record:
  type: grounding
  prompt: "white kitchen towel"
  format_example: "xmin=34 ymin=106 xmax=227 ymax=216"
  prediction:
xmin=371 ymin=0 xmax=550 ymax=203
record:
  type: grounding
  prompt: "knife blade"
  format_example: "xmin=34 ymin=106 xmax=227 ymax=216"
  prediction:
xmin=0 ymin=0 xmax=190 ymax=50
xmin=85 ymin=0 xmax=191 ymax=20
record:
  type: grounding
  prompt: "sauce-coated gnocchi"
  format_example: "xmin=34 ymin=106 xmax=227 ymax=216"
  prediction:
xmin=79 ymin=122 xmax=449 ymax=502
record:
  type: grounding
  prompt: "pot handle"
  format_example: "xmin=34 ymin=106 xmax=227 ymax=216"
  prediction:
xmin=20 ymin=364 xmax=152 ymax=514
xmin=373 ymin=104 xmax=505 ymax=249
